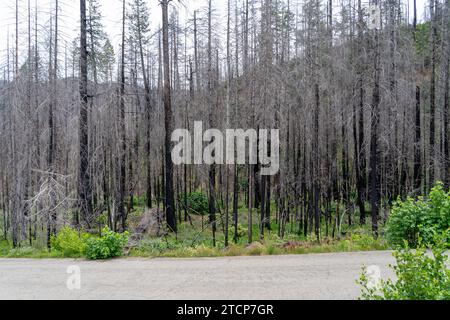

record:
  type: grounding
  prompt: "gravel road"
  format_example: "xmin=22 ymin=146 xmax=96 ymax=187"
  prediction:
xmin=0 ymin=251 xmax=396 ymax=300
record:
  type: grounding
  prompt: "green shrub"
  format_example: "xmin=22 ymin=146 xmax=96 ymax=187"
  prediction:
xmin=236 ymin=224 xmax=248 ymax=239
xmin=85 ymin=227 xmax=129 ymax=260
xmin=51 ymin=227 xmax=89 ymax=257
xmin=138 ymin=238 xmax=182 ymax=254
xmin=359 ymin=233 xmax=450 ymax=300
xmin=7 ymin=247 xmax=38 ymax=258
xmin=246 ymin=242 xmax=265 ymax=256
xmin=191 ymin=244 xmax=217 ymax=257
xmin=350 ymin=234 xmax=387 ymax=251
xmin=186 ymin=192 xmax=209 ymax=215
xmin=132 ymin=195 xmax=147 ymax=208
xmin=0 ymin=240 xmax=10 ymax=256
xmin=386 ymin=183 xmax=450 ymax=247
xmin=265 ymin=245 xmax=280 ymax=255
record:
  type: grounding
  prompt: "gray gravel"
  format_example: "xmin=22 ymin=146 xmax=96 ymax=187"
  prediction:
xmin=0 ymin=251 xmax=396 ymax=300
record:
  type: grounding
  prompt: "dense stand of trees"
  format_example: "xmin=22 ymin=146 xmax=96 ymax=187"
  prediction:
xmin=0 ymin=0 xmax=449 ymax=248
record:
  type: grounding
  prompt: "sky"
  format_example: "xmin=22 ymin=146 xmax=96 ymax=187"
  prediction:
xmin=0 ymin=0 xmax=213 ymax=69
xmin=0 ymin=0 xmax=427 ymax=70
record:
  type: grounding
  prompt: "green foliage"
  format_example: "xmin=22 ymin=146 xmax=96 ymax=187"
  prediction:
xmin=246 ymin=242 xmax=265 ymax=256
xmin=415 ymin=22 xmax=431 ymax=58
xmin=236 ymin=224 xmax=248 ymax=239
xmin=0 ymin=240 xmax=53 ymax=258
xmin=95 ymin=212 xmax=108 ymax=227
xmin=238 ymin=176 xmax=248 ymax=192
xmin=386 ymin=197 xmax=424 ymax=246
xmin=359 ymin=234 xmax=450 ymax=300
xmin=137 ymin=238 xmax=182 ymax=255
xmin=127 ymin=0 xmax=151 ymax=46
xmin=129 ymin=225 xmax=388 ymax=259
xmin=70 ymin=0 xmax=114 ymax=83
xmin=7 ymin=247 xmax=40 ymax=258
xmin=85 ymin=227 xmax=129 ymax=260
xmin=99 ymin=39 xmax=115 ymax=81
xmin=0 ymin=240 xmax=10 ymax=256
xmin=51 ymin=227 xmax=89 ymax=257
xmin=186 ymin=192 xmax=209 ymax=216
xmin=132 ymin=195 xmax=147 ymax=208
xmin=350 ymin=234 xmax=386 ymax=251
xmin=386 ymin=183 xmax=450 ymax=247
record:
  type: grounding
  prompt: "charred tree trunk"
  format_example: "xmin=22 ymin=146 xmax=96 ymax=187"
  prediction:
xmin=369 ymin=6 xmax=381 ymax=238
xmin=356 ymin=0 xmax=366 ymax=225
xmin=313 ymin=83 xmax=320 ymax=242
xmin=414 ymin=86 xmax=422 ymax=191
xmin=161 ymin=0 xmax=177 ymax=233
xmin=207 ymin=0 xmax=216 ymax=247
xmin=118 ymin=0 xmax=127 ymax=232
xmin=429 ymin=0 xmax=437 ymax=187
xmin=443 ymin=0 xmax=450 ymax=188
xmin=78 ymin=0 xmax=93 ymax=227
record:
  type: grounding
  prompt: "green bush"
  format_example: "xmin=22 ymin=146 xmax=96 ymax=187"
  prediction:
xmin=386 ymin=183 xmax=450 ymax=247
xmin=7 ymin=247 xmax=38 ymax=258
xmin=186 ymin=191 xmax=209 ymax=215
xmin=350 ymin=234 xmax=387 ymax=251
xmin=0 ymin=240 xmax=10 ymax=256
xmin=236 ymin=224 xmax=248 ymax=239
xmin=359 ymin=233 xmax=450 ymax=300
xmin=51 ymin=227 xmax=89 ymax=257
xmin=85 ymin=227 xmax=129 ymax=260
xmin=138 ymin=238 xmax=182 ymax=254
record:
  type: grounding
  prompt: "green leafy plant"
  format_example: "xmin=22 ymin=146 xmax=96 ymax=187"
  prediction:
xmin=350 ymin=234 xmax=387 ymax=251
xmin=85 ymin=227 xmax=129 ymax=260
xmin=51 ymin=227 xmax=89 ymax=257
xmin=137 ymin=238 xmax=182 ymax=254
xmin=7 ymin=247 xmax=39 ymax=258
xmin=415 ymin=22 xmax=431 ymax=58
xmin=386 ymin=183 xmax=450 ymax=247
xmin=0 ymin=240 xmax=10 ymax=256
xmin=186 ymin=191 xmax=209 ymax=216
xmin=359 ymin=233 xmax=450 ymax=300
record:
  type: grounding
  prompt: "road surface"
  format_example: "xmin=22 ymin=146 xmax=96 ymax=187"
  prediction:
xmin=0 ymin=251 xmax=396 ymax=300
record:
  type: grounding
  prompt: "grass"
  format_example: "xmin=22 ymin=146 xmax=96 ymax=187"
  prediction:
xmin=0 ymin=201 xmax=390 ymax=259
xmin=0 ymin=240 xmax=64 ymax=259
xmin=128 ymin=233 xmax=389 ymax=259
xmin=0 ymin=230 xmax=389 ymax=260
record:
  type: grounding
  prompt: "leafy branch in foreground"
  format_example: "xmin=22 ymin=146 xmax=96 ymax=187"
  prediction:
xmin=359 ymin=232 xmax=450 ymax=300
xmin=386 ymin=183 xmax=450 ymax=248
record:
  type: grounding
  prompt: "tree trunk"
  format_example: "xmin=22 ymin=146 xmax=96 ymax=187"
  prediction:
xmin=414 ymin=86 xmax=422 ymax=191
xmin=429 ymin=0 xmax=437 ymax=187
xmin=118 ymin=0 xmax=127 ymax=232
xmin=207 ymin=0 xmax=217 ymax=247
xmin=369 ymin=6 xmax=381 ymax=238
xmin=356 ymin=0 xmax=366 ymax=225
xmin=78 ymin=0 xmax=93 ymax=227
xmin=443 ymin=0 xmax=450 ymax=188
xmin=161 ymin=0 xmax=177 ymax=233
xmin=313 ymin=83 xmax=320 ymax=242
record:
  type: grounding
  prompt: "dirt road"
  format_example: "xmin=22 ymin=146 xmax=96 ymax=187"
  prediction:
xmin=0 ymin=251 xmax=395 ymax=300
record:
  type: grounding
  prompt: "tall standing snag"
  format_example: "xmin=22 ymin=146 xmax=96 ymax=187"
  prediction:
xmin=207 ymin=0 xmax=217 ymax=247
xmin=369 ymin=0 xmax=381 ymax=238
xmin=442 ymin=0 xmax=450 ymax=188
xmin=356 ymin=0 xmax=366 ymax=225
xmin=429 ymin=0 xmax=437 ymax=187
xmin=118 ymin=0 xmax=127 ymax=231
xmin=78 ymin=0 xmax=93 ymax=227
xmin=161 ymin=0 xmax=177 ymax=233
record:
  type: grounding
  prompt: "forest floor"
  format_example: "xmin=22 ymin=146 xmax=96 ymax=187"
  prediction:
xmin=0 ymin=251 xmax=396 ymax=300
xmin=0 ymin=219 xmax=389 ymax=259
xmin=0 ymin=203 xmax=390 ymax=259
